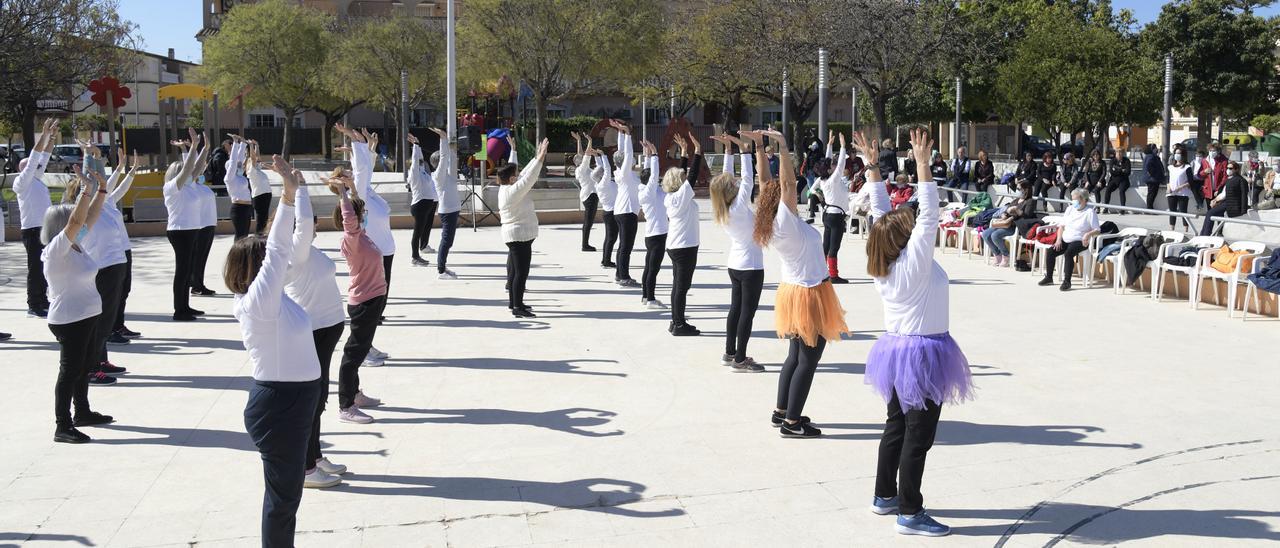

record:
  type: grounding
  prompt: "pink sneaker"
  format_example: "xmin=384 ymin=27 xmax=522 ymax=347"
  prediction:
xmin=353 ymin=391 xmax=381 ymax=408
xmin=338 ymin=407 xmax=373 ymax=424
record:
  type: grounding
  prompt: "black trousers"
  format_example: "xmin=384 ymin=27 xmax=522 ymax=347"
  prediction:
xmin=191 ymin=226 xmax=215 ymax=292
xmin=822 ymin=213 xmax=846 ymax=258
xmin=93 ymin=263 xmax=128 ymax=365
xmin=49 ymin=316 xmax=98 ymax=428
xmin=776 ymin=336 xmax=826 ymax=421
xmin=1190 ymin=179 xmax=1206 ymax=209
xmin=506 ymin=239 xmax=534 ymax=310
xmin=338 ymin=295 xmax=385 ymax=410
xmin=1201 ymin=203 xmax=1233 ymax=236
xmin=667 ymin=246 xmax=698 ymax=325
xmin=614 ymin=212 xmax=638 ymax=281
xmin=582 ymin=193 xmax=598 ymax=249
xmin=382 ymin=254 xmax=394 ymax=292
xmin=875 ymin=390 xmax=942 ymax=516
xmin=1145 ymin=184 xmax=1161 ymax=211
xmin=807 ymin=194 xmax=821 ymax=219
xmin=601 ymin=210 xmax=618 ymax=266
xmin=253 ymin=193 xmax=272 ymax=234
xmin=1104 ymin=177 xmax=1129 ymax=207
xmin=22 ymin=227 xmax=49 ymax=311
xmin=231 ymin=202 xmax=254 ymax=241
xmin=641 ymin=234 xmax=666 ymax=301
xmin=1044 ymin=240 xmax=1088 ymax=280
xmin=307 ymin=322 xmax=344 ymax=467
xmin=244 ymin=379 xmax=320 ymax=548
xmin=437 ymin=211 xmax=459 ymax=273
xmin=1168 ymin=195 xmax=1190 ymax=228
xmin=410 ymin=199 xmax=436 ymax=261
xmin=726 ymin=269 xmax=764 ymax=362
xmin=113 ymin=250 xmax=133 ymax=332
xmin=166 ymin=229 xmax=200 ymax=314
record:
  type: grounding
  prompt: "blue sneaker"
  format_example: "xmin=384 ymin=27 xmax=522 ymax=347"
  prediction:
xmin=870 ymin=496 xmax=899 ymax=515
xmin=896 ymin=511 xmax=950 ymax=537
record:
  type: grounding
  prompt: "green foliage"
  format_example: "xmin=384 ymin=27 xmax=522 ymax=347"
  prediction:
xmin=324 ymin=16 xmax=444 ymax=112
xmin=516 ymin=116 xmax=599 ymax=152
xmin=1251 ymin=114 xmax=1280 ymax=134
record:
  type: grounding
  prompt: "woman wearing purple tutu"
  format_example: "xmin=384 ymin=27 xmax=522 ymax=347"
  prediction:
xmin=856 ymin=128 xmax=973 ymax=537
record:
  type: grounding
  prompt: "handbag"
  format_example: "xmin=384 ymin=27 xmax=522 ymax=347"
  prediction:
xmin=1210 ymin=245 xmax=1255 ymax=274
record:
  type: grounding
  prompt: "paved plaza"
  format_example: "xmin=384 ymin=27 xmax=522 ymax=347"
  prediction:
xmin=1 ymin=203 xmax=1278 ymax=547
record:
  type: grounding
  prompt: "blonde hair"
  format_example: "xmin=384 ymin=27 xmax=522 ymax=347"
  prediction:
xmin=866 ymin=208 xmax=916 ymax=277
xmin=660 ymin=166 xmax=686 ymax=194
xmin=709 ymin=172 xmax=740 ymax=226
xmin=62 ymin=177 xmax=83 ymax=203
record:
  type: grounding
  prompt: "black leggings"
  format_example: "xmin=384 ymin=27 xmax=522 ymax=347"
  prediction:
xmin=244 ymin=380 xmax=319 ymax=548
xmin=231 ymin=202 xmax=254 ymax=240
xmin=582 ymin=193 xmax=598 ymax=249
xmin=113 ymin=250 xmax=133 ymax=332
xmin=1145 ymin=184 xmax=1161 ymax=210
xmin=166 ymin=229 xmax=199 ymax=314
xmin=875 ymin=391 xmax=942 ymax=516
xmin=410 ymin=199 xmax=437 ymax=261
xmin=1167 ymin=195 xmax=1190 ymax=228
xmin=191 ymin=226 xmax=215 ymax=292
xmin=382 ymin=254 xmax=394 ymax=292
xmin=1190 ymin=179 xmax=1206 ymax=209
xmin=338 ymin=295 xmax=385 ymax=410
xmin=308 ymin=322 xmax=345 ymax=467
xmin=667 ymin=246 xmax=698 ymax=326
xmin=253 ymin=193 xmax=272 ymax=234
xmin=822 ymin=213 xmax=846 ymax=257
xmin=808 ymin=194 xmax=821 ymax=219
xmin=642 ymin=234 xmax=666 ymax=301
xmin=49 ymin=316 xmax=97 ymax=428
xmin=615 ymin=212 xmax=638 ymax=281
xmin=1104 ymin=177 xmax=1129 ymax=207
xmin=776 ymin=336 xmax=826 ymax=421
xmin=94 ymin=263 xmax=128 ymax=365
xmin=437 ymin=211 xmax=459 ymax=273
xmin=601 ymin=210 xmax=618 ymax=266
xmin=726 ymin=269 xmax=764 ymax=362
xmin=22 ymin=227 xmax=49 ymax=311
xmin=1044 ymin=240 xmax=1087 ymax=280
xmin=506 ymin=239 xmax=534 ymax=309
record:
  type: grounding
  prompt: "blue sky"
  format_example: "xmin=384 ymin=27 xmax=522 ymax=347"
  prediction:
xmin=1113 ymin=0 xmax=1280 ymax=25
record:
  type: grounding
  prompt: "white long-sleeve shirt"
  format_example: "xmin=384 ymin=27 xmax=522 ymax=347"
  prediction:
xmin=613 ymin=132 xmax=641 ymax=215
xmin=597 ymin=153 xmax=617 ymax=212
xmin=574 ymin=154 xmax=601 ymax=203
xmin=639 ymin=155 xmax=668 ymax=237
xmin=233 ymin=200 xmax=321 ymax=383
xmin=433 ymin=142 xmax=462 ymax=214
xmin=224 ymin=141 xmax=252 ymax=202
xmin=192 ymin=178 xmax=217 ymax=228
xmin=249 ymin=164 xmax=271 ymax=198
xmin=82 ymin=168 xmax=132 ymax=267
xmin=724 ymin=154 xmax=763 ymax=271
xmin=408 ymin=143 xmax=439 ymax=204
xmin=820 ymin=147 xmax=850 ymax=214
xmin=352 ymin=142 xmax=395 ymax=256
xmin=285 ymin=186 xmax=345 ymax=330
xmin=13 ymin=151 xmax=53 ymax=229
xmin=665 ymin=157 xmax=700 ymax=250
xmin=498 ymin=147 xmax=545 ymax=243
xmin=163 ymin=160 xmax=204 ymax=231
xmin=868 ymin=171 xmax=948 ymax=335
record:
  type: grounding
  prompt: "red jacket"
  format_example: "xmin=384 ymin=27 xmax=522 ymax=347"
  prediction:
xmin=1199 ymin=155 xmax=1228 ymax=199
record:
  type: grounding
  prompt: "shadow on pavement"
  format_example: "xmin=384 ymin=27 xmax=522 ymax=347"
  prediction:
xmin=820 ymin=421 xmax=1143 ymax=448
xmin=937 ymin=502 xmax=1280 ymax=543
xmin=371 ymin=406 xmax=623 ymax=437
xmin=0 ymin=532 xmax=94 ymax=546
xmin=380 ymin=357 xmax=624 ymax=377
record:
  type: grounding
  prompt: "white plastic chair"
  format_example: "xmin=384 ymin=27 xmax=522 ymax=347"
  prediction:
xmin=1152 ymin=236 xmax=1224 ymax=302
xmin=1089 ymin=227 xmax=1149 ymax=288
xmin=1029 ymin=216 xmax=1065 ymax=277
xmin=1193 ymin=241 xmax=1266 ymax=316
xmin=1241 ymin=254 xmax=1274 ymax=321
xmin=937 ymin=203 xmax=969 ymax=254
xmin=1115 ymin=231 xmax=1185 ymax=294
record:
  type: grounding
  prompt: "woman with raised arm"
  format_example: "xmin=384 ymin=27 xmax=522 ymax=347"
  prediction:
xmin=572 ymin=131 xmax=602 ymax=253
xmin=338 ymin=124 xmax=395 ymax=364
xmin=498 ymin=138 xmax=551 ymax=318
xmin=248 ymin=141 xmax=273 ymax=236
xmin=106 ymin=149 xmax=144 ymax=343
xmin=15 ymin=118 xmax=60 ymax=317
xmin=819 ymin=132 xmax=851 ymax=284
xmin=752 ymin=129 xmax=849 ymax=439
xmin=163 ymin=129 xmax=208 ymax=321
xmin=224 ymin=134 xmax=254 ymax=240
xmin=283 ymin=172 xmax=348 ymax=489
xmin=597 ymin=141 xmax=619 ymax=270
xmin=326 ymin=161 xmax=388 ymax=425
xmin=189 ymin=136 xmax=219 ymax=297
xmin=428 ymin=127 xmax=463 ymax=279
xmin=406 ymin=132 xmax=439 ymax=267
xmin=664 ymin=132 xmax=702 ymax=336
xmin=711 ymin=131 xmax=764 ymax=372
xmin=224 ymin=156 xmax=320 ymax=546
xmin=44 ymin=167 xmax=111 ymax=443
xmin=859 ymin=128 xmax=972 ymax=537
xmin=610 ymin=120 xmax=642 ymax=287
xmin=80 ymin=150 xmax=140 ymax=380
xmin=638 ymin=138 xmax=669 ymax=310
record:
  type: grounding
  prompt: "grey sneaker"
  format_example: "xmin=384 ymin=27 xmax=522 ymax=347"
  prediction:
xmin=304 ymin=467 xmax=342 ymax=488
xmin=438 ymin=269 xmax=457 ymax=280
xmin=720 ymin=353 xmax=735 ymax=365
xmin=645 ymin=299 xmax=666 ymax=310
xmin=338 ymin=406 xmax=373 ymax=424
xmin=315 ymin=457 xmax=347 ymax=475
xmin=353 ymin=391 xmax=382 ymax=408
xmin=731 ymin=357 xmax=764 ymax=373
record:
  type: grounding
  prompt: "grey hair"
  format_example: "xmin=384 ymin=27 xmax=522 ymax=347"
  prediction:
xmin=613 ymin=150 xmax=624 ymax=166
xmin=41 ymin=204 xmax=75 ymax=245
xmin=572 ymin=153 xmax=584 ymax=166
xmin=164 ymin=161 xmax=183 ymax=184
xmin=660 ymin=167 xmax=686 ymax=193
xmin=1070 ymin=188 xmax=1090 ymax=202
xmin=429 ymin=151 xmax=441 ymax=171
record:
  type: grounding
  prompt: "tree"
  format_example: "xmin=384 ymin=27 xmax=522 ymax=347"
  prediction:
xmin=1143 ymin=0 xmax=1280 ymax=146
xmin=1251 ymin=113 xmax=1280 ymax=134
xmin=0 ymin=0 xmax=137 ymax=148
xmin=459 ymin=0 xmax=663 ymax=144
xmin=200 ymin=0 xmax=330 ymax=159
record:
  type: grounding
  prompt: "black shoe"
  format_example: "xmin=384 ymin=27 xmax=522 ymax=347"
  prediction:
xmin=190 ymin=287 xmax=215 ymax=296
xmin=601 ymin=262 xmax=617 ymax=269
xmin=512 ymin=307 xmax=536 ymax=318
xmin=671 ymin=323 xmax=701 ymax=337
xmin=116 ymin=326 xmax=142 ymax=339
xmin=0 ymin=332 xmax=10 ymax=341
xmin=172 ymin=312 xmax=198 ymax=322
xmin=779 ymin=421 xmax=822 ymax=438
xmin=771 ymin=411 xmax=812 ymax=427
xmin=582 ymin=245 xmax=597 ymax=252
xmin=73 ymin=411 xmax=114 ymax=427
xmin=805 ymin=218 xmax=815 ymax=224
xmin=186 ymin=308 xmax=205 ymax=316
xmin=1059 ymin=283 xmax=1072 ymax=292
xmin=1037 ymin=277 xmax=1054 ymax=287
xmin=616 ymin=278 xmax=639 ymax=288
xmin=830 ymin=276 xmax=849 ymax=284
xmin=54 ymin=426 xmax=90 ymax=444
xmin=87 ymin=371 xmax=117 ymax=386
xmin=98 ymin=362 xmax=127 ymax=376
xmin=27 ymin=308 xmax=48 ymax=318
xmin=105 ymin=332 xmax=130 ymax=346
xmin=411 ymin=257 xmax=430 ymax=267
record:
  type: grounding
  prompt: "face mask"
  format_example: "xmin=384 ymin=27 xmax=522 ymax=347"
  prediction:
xmin=76 ymin=225 xmax=90 ymax=241
xmin=1175 ymin=153 xmax=1184 ymax=161
xmin=1228 ymin=169 xmax=1238 ymax=176
xmin=360 ymin=217 xmax=368 ymax=229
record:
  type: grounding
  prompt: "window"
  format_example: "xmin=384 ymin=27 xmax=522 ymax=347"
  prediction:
xmin=249 ymin=114 xmax=275 ymax=128
xmin=834 ymin=109 xmax=846 ymax=122
xmin=546 ymin=108 xmax=566 ymax=119
xmin=411 ymin=108 xmax=435 ymax=127
xmin=643 ymin=108 xmax=666 ymax=124
xmin=761 ymin=111 xmax=782 ymax=125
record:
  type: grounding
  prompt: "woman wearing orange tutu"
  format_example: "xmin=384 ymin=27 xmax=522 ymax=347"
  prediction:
xmin=748 ymin=129 xmax=849 ymax=439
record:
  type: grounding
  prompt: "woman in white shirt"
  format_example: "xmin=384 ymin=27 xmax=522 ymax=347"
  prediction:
xmin=43 ymin=171 xmax=110 ymax=444
xmin=637 ymin=139 xmax=668 ymax=310
xmin=610 ymin=120 xmax=642 ymax=287
xmin=224 ymin=156 xmax=320 ymax=547
xmin=597 ymin=147 xmax=619 ymax=269
xmin=572 ymin=131 xmax=603 ymax=253
xmin=709 ymin=133 xmax=764 ymax=372
xmin=15 ymin=118 xmax=60 ymax=317
xmin=163 ymin=129 xmax=209 ymax=321
xmin=1166 ymin=152 xmax=1194 ymax=231
xmin=406 ymin=133 xmax=439 ymax=267
xmin=498 ymin=138 xmax=550 ymax=318
xmin=79 ymin=148 xmax=139 ymax=381
xmin=749 ymin=129 xmax=849 ymax=439
xmin=819 ymin=131 xmax=851 ymax=284
xmin=248 ymin=140 xmax=274 ymax=235
xmin=189 ymin=144 xmax=219 ymax=297
xmin=224 ymin=135 xmax=254 ymax=240
xmin=860 ymin=128 xmax=972 ymax=537
xmin=428 ymin=127 xmax=463 ymax=279
xmin=665 ymin=133 xmax=702 ymax=336
xmin=1038 ymin=188 xmax=1101 ymax=291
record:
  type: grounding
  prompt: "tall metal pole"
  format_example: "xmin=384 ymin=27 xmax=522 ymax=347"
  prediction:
xmin=818 ymin=48 xmax=829 ymax=146
xmin=641 ymin=96 xmax=647 ymax=143
xmin=446 ymin=0 xmax=457 ymax=144
xmin=400 ymin=68 xmax=409 ymax=172
xmin=669 ymin=84 xmax=675 ymax=120
xmin=953 ymin=76 xmax=963 ymax=153
xmin=851 ymin=85 xmax=858 ymax=134
xmin=781 ymin=69 xmax=790 ymax=144
xmin=1162 ymin=52 xmax=1173 ymax=163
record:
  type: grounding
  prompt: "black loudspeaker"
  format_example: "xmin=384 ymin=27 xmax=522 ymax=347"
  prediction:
xmin=457 ymin=125 xmax=483 ymax=156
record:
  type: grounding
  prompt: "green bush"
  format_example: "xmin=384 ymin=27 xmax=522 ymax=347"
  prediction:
xmin=516 ymin=116 xmax=600 ymax=153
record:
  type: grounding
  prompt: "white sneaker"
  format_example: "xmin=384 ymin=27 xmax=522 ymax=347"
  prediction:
xmin=353 ymin=391 xmax=382 ymax=408
xmin=368 ymin=347 xmax=389 ymax=360
xmin=438 ymin=269 xmax=457 ymax=280
xmin=646 ymin=300 xmax=666 ymax=310
xmin=304 ymin=468 xmax=342 ymax=488
xmin=422 ymin=244 xmax=436 ymax=254
xmin=338 ymin=406 xmax=373 ymax=424
xmin=362 ymin=355 xmax=385 ymax=367
xmin=315 ymin=457 xmax=347 ymax=475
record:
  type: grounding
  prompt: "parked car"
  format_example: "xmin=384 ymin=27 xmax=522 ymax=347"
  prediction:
xmin=1021 ymin=134 xmax=1056 ymax=158
xmin=1058 ymin=138 xmax=1085 ymax=159
xmin=48 ymin=143 xmax=111 ymax=173
xmin=0 ymin=145 xmax=27 ymax=174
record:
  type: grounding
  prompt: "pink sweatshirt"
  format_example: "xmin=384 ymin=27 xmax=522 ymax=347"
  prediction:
xmin=340 ymin=198 xmax=387 ymax=305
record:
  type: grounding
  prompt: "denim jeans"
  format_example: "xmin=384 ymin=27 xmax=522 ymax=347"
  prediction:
xmin=982 ymin=227 xmax=1014 ymax=256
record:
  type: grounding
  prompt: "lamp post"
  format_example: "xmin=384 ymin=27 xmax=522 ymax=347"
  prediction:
xmin=782 ymin=68 xmax=789 ymax=145
xmin=818 ymin=48 xmax=828 ymax=146
xmin=446 ymin=0 xmax=457 ymax=144
xmin=1162 ymin=52 xmax=1173 ymax=163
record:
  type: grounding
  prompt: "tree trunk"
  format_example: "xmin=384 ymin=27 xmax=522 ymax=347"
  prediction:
xmin=1196 ymin=110 xmax=1211 ymax=151
xmin=281 ymin=107 xmax=296 ymax=161
xmin=534 ymin=93 xmax=548 ymax=146
xmin=872 ymin=95 xmax=889 ymax=145
xmin=322 ymin=115 xmax=335 ymax=162
xmin=20 ymin=105 xmax=36 ymax=151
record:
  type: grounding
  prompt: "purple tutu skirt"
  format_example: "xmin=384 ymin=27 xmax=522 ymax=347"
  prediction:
xmin=865 ymin=332 xmax=974 ymax=412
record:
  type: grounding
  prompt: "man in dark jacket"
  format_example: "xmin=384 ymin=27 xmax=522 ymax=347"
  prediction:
xmin=1201 ymin=161 xmax=1250 ymax=235
xmin=877 ymin=138 xmax=898 ymax=182
xmin=1142 ymin=144 xmax=1165 ymax=210
xmin=206 ymin=138 xmax=231 ymax=196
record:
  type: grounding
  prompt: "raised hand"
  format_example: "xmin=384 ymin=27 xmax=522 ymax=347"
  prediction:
xmin=269 ymin=155 xmax=299 ymax=203
xmin=429 ymin=127 xmax=448 ymax=138
xmin=852 ymin=131 xmax=879 ymax=160
xmin=506 ymin=133 xmax=517 ymax=151
xmin=838 ymin=132 xmax=847 ymax=151
xmin=688 ymin=132 xmax=701 ymax=155
xmin=673 ymin=134 xmax=688 ymax=157
xmin=908 ymin=127 xmax=933 ymax=167
xmin=366 ymin=131 xmax=379 ymax=150
xmin=407 ymin=133 xmax=419 ymax=145
xmin=131 ymin=150 xmax=140 ymax=170
xmin=535 ymin=138 xmax=550 ymax=160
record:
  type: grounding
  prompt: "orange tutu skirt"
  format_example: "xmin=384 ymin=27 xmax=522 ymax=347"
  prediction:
xmin=774 ymin=281 xmax=850 ymax=347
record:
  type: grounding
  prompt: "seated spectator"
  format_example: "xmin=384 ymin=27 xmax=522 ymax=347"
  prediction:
xmin=1039 ymin=188 xmax=1100 ymax=291
xmin=888 ymin=174 xmax=914 ymax=209
xmin=982 ymin=202 xmax=1023 ymax=267
xmin=1200 ymin=161 xmax=1249 ymax=236
xmin=1256 ymin=159 xmax=1280 ymax=210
